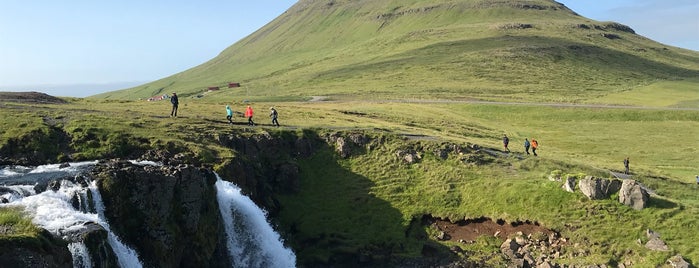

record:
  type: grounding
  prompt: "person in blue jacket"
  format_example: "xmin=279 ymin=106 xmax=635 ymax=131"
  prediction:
xmin=226 ymin=105 xmax=233 ymax=124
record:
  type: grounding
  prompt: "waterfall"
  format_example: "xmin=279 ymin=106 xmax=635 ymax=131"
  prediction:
xmin=88 ymin=181 xmax=143 ymax=268
xmin=68 ymin=242 xmax=92 ymax=268
xmin=215 ymin=175 xmax=296 ymax=268
xmin=1 ymin=163 xmax=296 ymax=267
xmin=0 ymin=162 xmax=143 ymax=268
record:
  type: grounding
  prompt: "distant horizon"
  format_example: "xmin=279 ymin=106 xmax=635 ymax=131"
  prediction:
xmin=0 ymin=81 xmax=148 ymax=98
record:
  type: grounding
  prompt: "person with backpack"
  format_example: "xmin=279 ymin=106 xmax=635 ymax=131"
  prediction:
xmin=170 ymin=92 xmax=179 ymax=117
xmin=269 ymin=107 xmax=280 ymax=127
xmin=623 ymin=157 xmax=630 ymax=174
xmin=524 ymin=138 xmax=530 ymax=155
xmin=226 ymin=105 xmax=233 ymax=124
xmin=502 ymin=134 xmax=510 ymax=152
xmin=245 ymin=105 xmax=255 ymax=126
xmin=531 ymin=138 xmax=538 ymax=156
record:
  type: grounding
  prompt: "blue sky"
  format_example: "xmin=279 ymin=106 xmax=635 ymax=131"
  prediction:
xmin=0 ymin=0 xmax=697 ymax=97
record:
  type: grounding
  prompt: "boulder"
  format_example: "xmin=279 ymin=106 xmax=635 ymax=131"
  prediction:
xmin=645 ymin=229 xmax=669 ymax=251
xmin=562 ymin=177 xmax=576 ymax=193
xmin=500 ymin=238 xmax=521 ymax=259
xmin=619 ymin=179 xmax=649 ymax=210
xmin=578 ymin=176 xmax=622 ymax=200
xmin=666 ymin=254 xmax=690 ymax=268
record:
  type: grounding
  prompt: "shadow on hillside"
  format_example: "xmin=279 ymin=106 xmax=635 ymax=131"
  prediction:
xmin=646 ymin=196 xmax=678 ymax=209
xmin=275 ymin=130 xmax=456 ymax=267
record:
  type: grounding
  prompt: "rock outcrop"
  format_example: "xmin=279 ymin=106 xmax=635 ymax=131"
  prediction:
xmin=0 ymin=228 xmax=72 ymax=268
xmin=92 ymin=160 xmax=224 ymax=268
xmin=618 ymin=179 xmax=649 ymax=210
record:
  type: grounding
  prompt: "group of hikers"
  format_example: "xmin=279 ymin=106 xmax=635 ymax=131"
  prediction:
xmin=503 ymin=134 xmax=639 ymax=176
xmin=502 ymin=134 xmax=538 ymax=156
xmin=169 ymin=92 xmax=279 ymax=127
xmin=225 ymin=104 xmax=280 ymax=127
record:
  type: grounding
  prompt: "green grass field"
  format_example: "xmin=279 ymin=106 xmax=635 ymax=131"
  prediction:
xmin=2 ymin=93 xmax=697 ymax=265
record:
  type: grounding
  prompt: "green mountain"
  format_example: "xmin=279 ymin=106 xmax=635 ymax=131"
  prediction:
xmin=93 ymin=0 xmax=699 ymax=103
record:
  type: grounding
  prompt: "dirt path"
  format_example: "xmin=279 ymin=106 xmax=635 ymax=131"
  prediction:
xmin=306 ymin=97 xmax=699 ymax=111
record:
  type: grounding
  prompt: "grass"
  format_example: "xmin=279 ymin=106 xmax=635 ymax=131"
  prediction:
xmin=0 ymin=207 xmax=41 ymax=239
xmin=1 ymin=95 xmax=698 ymax=265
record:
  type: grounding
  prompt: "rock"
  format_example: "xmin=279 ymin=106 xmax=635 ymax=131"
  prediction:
xmin=93 ymin=160 xmax=222 ymax=268
xmin=562 ymin=177 xmax=576 ymax=193
xmin=666 ymin=254 xmax=690 ymax=268
xmin=645 ymin=229 xmax=669 ymax=251
xmin=48 ymin=180 xmax=61 ymax=192
xmin=578 ymin=176 xmax=621 ymax=200
xmin=335 ymin=136 xmax=351 ymax=158
xmin=619 ymin=179 xmax=649 ymax=210
xmin=537 ymin=261 xmax=553 ymax=268
xmin=437 ymin=231 xmax=451 ymax=241
xmin=501 ymin=239 xmax=521 ymax=259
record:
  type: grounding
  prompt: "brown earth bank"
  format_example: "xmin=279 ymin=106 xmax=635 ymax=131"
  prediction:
xmin=0 ymin=91 xmax=67 ymax=104
xmin=428 ymin=216 xmax=554 ymax=242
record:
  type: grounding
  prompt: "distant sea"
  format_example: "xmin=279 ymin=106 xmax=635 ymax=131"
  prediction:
xmin=0 ymin=81 xmax=147 ymax=98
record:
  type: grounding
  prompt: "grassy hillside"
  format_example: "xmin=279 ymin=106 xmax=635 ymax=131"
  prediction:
xmin=1 ymin=97 xmax=698 ymax=266
xmin=92 ymin=0 xmax=699 ymax=104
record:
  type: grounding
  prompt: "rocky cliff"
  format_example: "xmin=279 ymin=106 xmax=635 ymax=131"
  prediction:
xmin=92 ymin=160 xmax=227 ymax=268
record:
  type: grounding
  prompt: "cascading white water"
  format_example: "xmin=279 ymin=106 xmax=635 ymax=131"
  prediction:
xmin=68 ymin=242 xmax=93 ymax=268
xmin=1 ymin=162 xmax=295 ymax=267
xmin=88 ymin=181 xmax=143 ymax=268
xmin=0 ymin=162 xmax=143 ymax=268
xmin=215 ymin=175 xmax=296 ymax=268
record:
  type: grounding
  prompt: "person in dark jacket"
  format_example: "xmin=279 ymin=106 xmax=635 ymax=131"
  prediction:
xmin=170 ymin=93 xmax=179 ymax=117
xmin=269 ymin=107 xmax=280 ymax=127
xmin=524 ymin=138 xmax=530 ymax=155
xmin=623 ymin=157 xmax=630 ymax=174
xmin=502 ymin=134 xmax=510 ymax=152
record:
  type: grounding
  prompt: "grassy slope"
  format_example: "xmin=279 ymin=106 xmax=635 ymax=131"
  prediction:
xmin=1 ymin=98 xmax=697 ymax=266
xmin=92 ymin=0 xmax=699 ymax=104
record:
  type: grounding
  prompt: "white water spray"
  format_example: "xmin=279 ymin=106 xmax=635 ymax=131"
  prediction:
xmin=68 ymin=242 xmax=92 ymax=268
xmin=0 ymin=163 xmax=143 ymax=268
xmin=88 ymin=181 xmax=143 ymax=268
xmin=215 ymin=175 xmax=296 ymax=268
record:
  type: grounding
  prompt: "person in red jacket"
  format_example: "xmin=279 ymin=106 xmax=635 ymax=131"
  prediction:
xmin=531 ymin=138 xmax=538 ymax=156
xmin=245 ymin=105 xmax=255 ymax=126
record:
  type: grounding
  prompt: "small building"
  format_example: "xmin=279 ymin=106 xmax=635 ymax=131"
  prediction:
xmin=207 ymin=86 xmax=220 ymax=91
xmin=228 ymin=82 xmax=241 ymax=88
xmin=148 ymin=94 xmax=167 ymax=101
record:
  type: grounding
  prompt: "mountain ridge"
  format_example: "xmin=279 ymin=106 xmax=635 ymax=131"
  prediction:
xmin=92 ymin=0 xmax=699 ymax=103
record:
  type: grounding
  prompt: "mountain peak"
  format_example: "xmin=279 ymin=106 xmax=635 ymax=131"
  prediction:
xmin=98 ymin=0 xmax=698 ymax=103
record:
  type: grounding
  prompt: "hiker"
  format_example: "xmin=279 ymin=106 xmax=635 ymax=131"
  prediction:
xmin=269 ymin=107 xmax=280 ymax=127
xmin=696 ymin=175 xmax=699 ymax=185
xmin=245 ymin=105 xmax=255 ymax=126
xmin=531 ymin=138 xmax=538 ymax=156
xmin=623 ymin=157 xmax=630 ymax=174
xmin=170 ymin=93 xmax=179 ymax=117
xmin=502 ymin=134 xmax=510 ymax=152
xmin=226 ymin=105 xmax=233 ymax=124
xmin=524 ymin=138 xmax=530 ymax=155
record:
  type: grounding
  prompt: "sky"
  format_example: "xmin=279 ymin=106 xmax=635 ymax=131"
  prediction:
xmin=0 ymin=0 xmax=697 ymax=97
